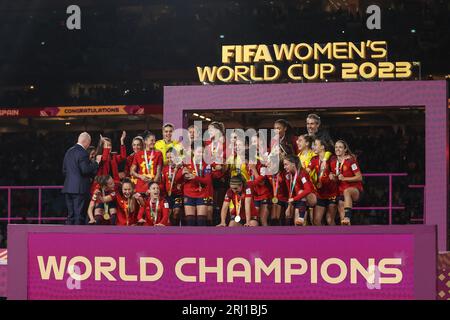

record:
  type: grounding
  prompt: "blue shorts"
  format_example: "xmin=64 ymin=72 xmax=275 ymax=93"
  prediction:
xmin=94 ymin=202 xmax=116 ymax=210
xmin=166 ymin=195 xmax=183 ymax=209
xmin=292 ymin=200 xmax=306 ymax=209
xmin=272 ymin=199 xmax=288 ymax=208
xmin=184 ymin=196 xmax=212 ymax=206
xmin=254 ymin=198 xmax=271 ymax=208
xmin=317 ymin=197 xmax=337 ymax=207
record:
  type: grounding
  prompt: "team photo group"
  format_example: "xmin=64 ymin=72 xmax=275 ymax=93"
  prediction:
xmin=62 ymin=113 xmax=363 ymax=228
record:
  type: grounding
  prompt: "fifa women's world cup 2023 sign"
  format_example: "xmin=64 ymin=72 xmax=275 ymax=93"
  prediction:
xmin=196 ymin=41 xmax=416 ymax=83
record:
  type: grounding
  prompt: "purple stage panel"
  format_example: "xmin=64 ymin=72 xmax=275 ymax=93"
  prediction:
xmin=7 ymin=224 xmax=436 ymax=300
xmin=163 ymin=81 xmax=449 ymax=251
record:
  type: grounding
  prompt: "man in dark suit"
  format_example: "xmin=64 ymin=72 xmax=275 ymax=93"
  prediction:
xmin=62 ymin=132 xmax=100 ymax=225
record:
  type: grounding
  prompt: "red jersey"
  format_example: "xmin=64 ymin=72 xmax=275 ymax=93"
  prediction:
xmin=137 ymin=197 xmax=169 ymax=226
xmin=132 ymin=149 xmax=163 ymax=193
xmin=91 ymin=187 xmax=117 ymax=210
xmin=223 ymin=186 xmax=258 ymax=219
xmin=308 ymin=155 xmax=338 ymax=199
xmin=247 ymin=163 xmax=272 ymax=201
xmin=285 ymin=168 xmax=314 ymax=201
xmin=193 ymin=140 xmax=227 ymax=197
xmin=91 ymin=145 xmax=127 ymax=194
xmin=96 ymin=145 xmax=127 ymax=183
xmin=160 ymin=164 xmax=184 ymax=197
xmin=183 ymin=161 xmax=213 ymax=198
xmin=330 ymin=156 xmax=363 ymax=195
xmin=266 ymin=170 xmax=289 ymax=201
xmin=115 ymin=193 xmax=138 ymax=226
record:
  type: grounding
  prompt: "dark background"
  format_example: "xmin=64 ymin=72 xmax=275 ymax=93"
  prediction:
xmin=0 ymin=0 xmax=448 ymax=106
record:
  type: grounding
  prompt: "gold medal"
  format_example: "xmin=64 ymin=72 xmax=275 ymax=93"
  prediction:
xmin=272 ymin=197 xmax=278 ymax=204
xmin=103 ymin=212 xmax=111 ymax=220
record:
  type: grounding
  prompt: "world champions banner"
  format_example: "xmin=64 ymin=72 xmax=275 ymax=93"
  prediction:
xmin=7 ymin=225 xmax=436 ymax=300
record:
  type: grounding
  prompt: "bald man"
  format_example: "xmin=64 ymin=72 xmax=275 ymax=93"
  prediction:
xmin=62 ymin=132 xmax=100 ymax=225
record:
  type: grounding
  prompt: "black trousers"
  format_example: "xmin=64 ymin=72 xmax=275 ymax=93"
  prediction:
xmin=65 ymin=193 xmax=89 ymax=225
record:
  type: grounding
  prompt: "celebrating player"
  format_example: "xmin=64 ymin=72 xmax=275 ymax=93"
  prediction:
xmin=87 ymin=175 xmax=117 ymax=225
xmin=308 ymin=138 xmax=338 ymax=226
xmin=130 ymin=132 xmax=163 ymax=198
xmin=297 ymin=134 xmax=316 ymax=173
xmin=297 ymin=134 xmax=318 ymax=224
xmin=115 ymin=178 xmax=139 ymax=226
xmin=266 ymin=155 xmax=289 ymax=226
xmin=248 ymin=161 xmax=272 ymax=226
xmin=160 ymin=148 xmax=184 ymax=226
xmin=226 ymin=138 xmax=251 ymax=181
xmin=205 ymin=121 xmax=227 ymax=225
xmin=182 ymin=145 xmax=215 ymax=226
xmin=329 ymin=140 xmax=363 ymax=226
xmin=283 ymin=155 xmax=316 ymax=226
xmin=124 ymin=136 xmax=144 ymax=183
xmin=217 ymin=175 xmax=259 ymax=227
xmin=95 ymin=132 xmax=127 ymax=184
xmin=137 ymin=182 xmax=169 ymax=226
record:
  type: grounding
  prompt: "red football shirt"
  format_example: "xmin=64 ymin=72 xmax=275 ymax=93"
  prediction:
xmin=308 ymin=155 xmax=338 ymax=199
xmin=330 ymin=156 xmax=363 ymax=195
xmin=266 ymin=170 xmax=289 ymax=201
xmin=284 ymin=168 xmax=314 ymax=201
xmin=160 ymin=164 xmax=184 ymax=197
xmin=137 ymin=197 xmax=169 ymax=226
xmin=91 ymin=186 xmax=117 ymax=204
xmin=248 ymin=163 xmax=272 ymax=201
xmin=115 ymin=193 xmax=138 ymax=226
xmin=96 ymin=145 xmax=127 ymax=183
xmin=183 ymin=161 xmax=213 ymax=198
xmin=223 ymin=186 xmax=259 ymax=219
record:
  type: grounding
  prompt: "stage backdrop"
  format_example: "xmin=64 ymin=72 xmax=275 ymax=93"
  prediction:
xmin=7 ymin=225 xmax=436 ymax=300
